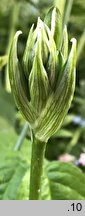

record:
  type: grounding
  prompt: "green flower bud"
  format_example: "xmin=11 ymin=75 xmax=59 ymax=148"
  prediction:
xmin=8 ymin=8 xmax=76 ymax=142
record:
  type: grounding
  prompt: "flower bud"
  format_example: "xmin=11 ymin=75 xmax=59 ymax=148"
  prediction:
xmin=8 ymin=8 xmax=76 ymax=142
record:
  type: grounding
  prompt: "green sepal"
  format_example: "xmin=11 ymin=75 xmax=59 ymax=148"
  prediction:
xmin=37 ymin=18 xmax=49 ymax=65
xmin=44 ymin=7 xmax=62 ymax=49
xmin=8 ymin=31 xmax=38 ymax=125
xmin=29 ymin=27 xmax=49 ymax=113
xmin=23 ymin=24 xmax=36 ymax=78
xmin=51 ymin=8 xmax=62 ymax=49
xmin=34 ymin=38 xmax=76 ymax=142
xmin=61 ymin=25 xmax=68 ymax=63
xmin=45 ymin=25 xmax=58 ymax=89
xmin=55 ymin=51 xmax=65 ymax=86
xmin=44 ymin=7 xmax=53 ymax=29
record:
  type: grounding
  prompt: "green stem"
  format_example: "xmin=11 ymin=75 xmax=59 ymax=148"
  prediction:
xmin=29 ymin=134 xmax=46 ymax=200
xmin=14 ymin=122 xmax=29 ymax=151
xmin=77 ymin=29 xmax=85 ymax=62
xmin=63 ymin=0 xmax=74 ymax=26
xmin=5 ymin=2 xmax=20 ymax=91
xmin=66 ymin=128 xmax=82 ymax=152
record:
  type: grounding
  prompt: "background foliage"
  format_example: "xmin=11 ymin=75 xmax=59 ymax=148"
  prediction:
xmin=0 ymin=0 xmax=85 ymax=200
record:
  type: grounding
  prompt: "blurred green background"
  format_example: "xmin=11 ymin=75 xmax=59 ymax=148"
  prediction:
xmin=0 ymin=0 xmax=85 ymax=200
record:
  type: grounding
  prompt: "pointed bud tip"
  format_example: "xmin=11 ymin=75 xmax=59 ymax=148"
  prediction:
xmin=15 ymin=31 xmax=22 ymax=37
xmin=52 ymin=7 xmax=56 ymax=14
xmin=37 ymin=17 xmax=44 ymax=29
xmin=53 ymin=7 xmax=61 ymax=14
xmin=70 ymin=38 xmax=77 ymax=45
xmin=31 ymin=23 xmax=34 ymax=29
